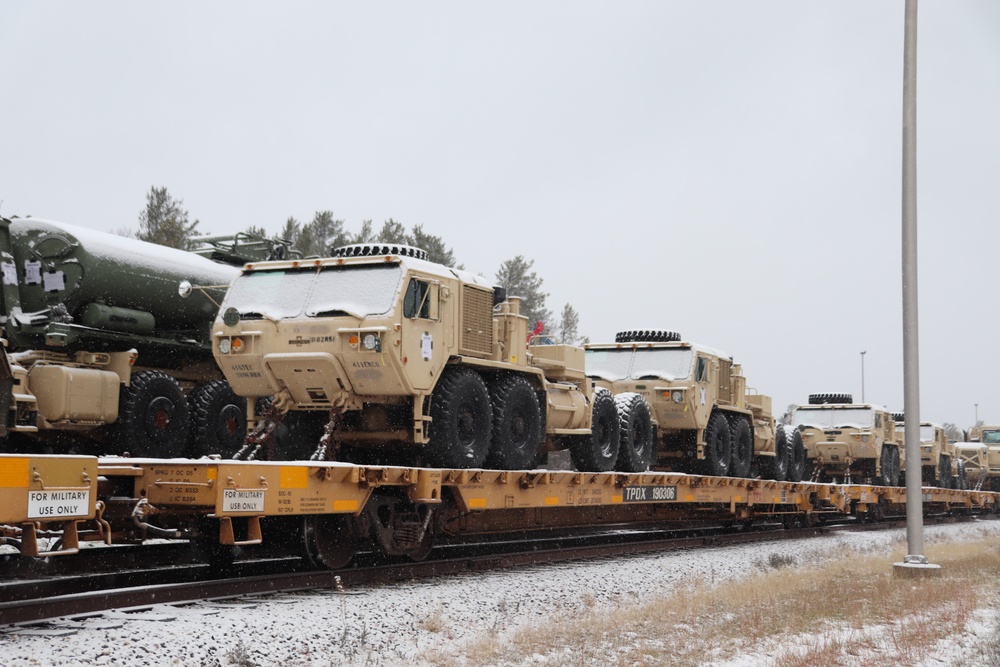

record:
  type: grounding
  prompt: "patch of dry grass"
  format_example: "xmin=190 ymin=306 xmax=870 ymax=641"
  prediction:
xmin=431 ymin=536 xmax=1000 ymax=667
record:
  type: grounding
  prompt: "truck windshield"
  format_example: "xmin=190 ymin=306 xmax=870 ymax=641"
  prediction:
xmin=982 ymin=430 xmax=1000 ymax=444
xmin=222 ymin=264 xmax=403 ymax=319
xmin=791 ymin=407 xmax=875 ymax=429
xmin=920 ymin=424 xmax=937 ymax=442
xmin=586 ymin=347 xmax=694 ymax=381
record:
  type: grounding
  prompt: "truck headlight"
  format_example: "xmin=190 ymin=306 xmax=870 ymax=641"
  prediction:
xmin=861 ymin=434 xmax=869 ymax=443
xmin=218 ymin=338 xmax=231 ymax=354
xmin=671 ymin=390 xmax=684 ymax=403
xmin=363 ymin=333 xmax=379 ymax=351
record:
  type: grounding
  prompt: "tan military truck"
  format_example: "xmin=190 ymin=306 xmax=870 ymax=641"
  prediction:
xmin=210 ymin=243 xmax=624 ymax=471
xmin=893 ymin=416 xmax=955 ymax=488
xmin=584 ymin=330 xmax=806 ymax=481
xmin=789 ymin=394 xmax=903 ymax=486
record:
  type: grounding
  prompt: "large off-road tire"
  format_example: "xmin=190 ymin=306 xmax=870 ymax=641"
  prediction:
xmin=787 ymin=428 xmax=806 ymax=482
xmin=729 ymin=416 xmax=753 ymax=479
xmin=891 ymin=446 xmax=902 ymax=487
xmin=114 ymin=370 xmax=189 ymax=458
xmin=702 ymin=411 xmax=731 ymax=477
xmin=808 ymin=393 xmax=853 ymax=405
xmin=424 ymin=368 xmax=492 ymax=469
xmin=955 ymin=461 xmax=968 ymax=490
xmin=764 ymin=425 xmax=790 ymax=482
xmin=614 ymin=393 xmax=655 ymax=473
xmin=486 ymin=375 xmax=543 ymax=470
xmin=568 ymin=390 xmax=620 ymax=472
xmin=615 ymin=330 xmax=682 ymax=343
xmin=877 ymin=445 xmax=897 ymax=486
xmin=938 ymin=455 xmax=952 ymax=489
xmin=188 ymin=380 xmax=247 ymax=458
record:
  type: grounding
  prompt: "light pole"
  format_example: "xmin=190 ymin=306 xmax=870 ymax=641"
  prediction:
xmin=860 ymin=351 xmax=866 ymax=403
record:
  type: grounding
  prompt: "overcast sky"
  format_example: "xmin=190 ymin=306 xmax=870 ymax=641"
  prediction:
xmin=2 ymin=2 xmax=998 ymax=430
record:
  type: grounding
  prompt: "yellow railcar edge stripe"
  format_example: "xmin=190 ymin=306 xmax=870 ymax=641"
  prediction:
xmin=280 ymin=466 xmax=309 ymax=489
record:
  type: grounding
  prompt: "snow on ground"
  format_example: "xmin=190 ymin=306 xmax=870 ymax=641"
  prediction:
xmin=1 ymin=520 xmax=999 ymax=667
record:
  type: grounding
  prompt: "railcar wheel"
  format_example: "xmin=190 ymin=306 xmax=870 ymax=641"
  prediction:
xmin=614 ymin=393 xmax=655 ymax=473
xmin=702 ymin=411 xmax=731 ymax=477
xmin=486 ymin=375 xmax=542 ymax=470
xmin=729 ymin=417 xmax=753 ymax=478
xmin=114 ymin=370 xmax=189 ymax=458
xmin=938 ymin=455 xmax=952 ymax=489
xmin=568 ymin=389 xmax=620 ymax=472
xmin=425 ymin=368 xmax=492 ymax=468
xmin=303 ymin=515 xmax=359 ymax=569
xmin=188 ymin=380 xmax=247 ymax=458
xmin=765 ymin=425 xmax=790 ymax=482
xmin=787 ymin=429 xmax=806 ymax=483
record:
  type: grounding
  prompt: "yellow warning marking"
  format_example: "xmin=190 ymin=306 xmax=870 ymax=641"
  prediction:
xmin=332 ymin=499 xmax=359 ymax=512
xmin=468 ymin=498 xmax=487 ymax=509
xmin=544 ymin=496 xmax=559 ymax=506
xmin=0 ymin=458 xmax=29 ymax=488
xmin=685 ymin=494 xmax=695 ymax=501
xmin=611 ymin=495 xmax=623 ymax=504
xmin=734 ymin=496 xmax=742 ymax=502
xmin=207 ymin=467 xmax=218 ymax=482
xmin=280 ymin=466 xmax=309 ymax=489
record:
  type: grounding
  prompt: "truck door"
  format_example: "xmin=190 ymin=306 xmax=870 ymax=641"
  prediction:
xmin=399 ymin=275 xmax=444 ymax=391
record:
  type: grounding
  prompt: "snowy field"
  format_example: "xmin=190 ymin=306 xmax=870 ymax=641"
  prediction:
xmin=2 ymin=519 xmax=999 ymax=667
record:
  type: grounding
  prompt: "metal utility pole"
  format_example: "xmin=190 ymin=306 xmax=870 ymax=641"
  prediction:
xmin=860 ymin=351 xmax=867 ymax=403
xmin=895 ymin=0 xmax=938 ymax=576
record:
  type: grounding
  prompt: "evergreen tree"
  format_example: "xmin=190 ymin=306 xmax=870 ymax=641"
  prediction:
xmin=412 ymin=224 xmax=459 ymax=268
xmin=495 ymin=256 xmax=551 ymax=332
xmin=557 ymin=303 xmax=588 ymax=345
xmin=376 ymin=219 xmax=409 ymax=244
xmin=137 ymin=186 xmax=199 ymax=250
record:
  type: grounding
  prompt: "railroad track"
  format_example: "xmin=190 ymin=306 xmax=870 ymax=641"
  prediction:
xmin=0 ymin=516 xmax=933 ymax=628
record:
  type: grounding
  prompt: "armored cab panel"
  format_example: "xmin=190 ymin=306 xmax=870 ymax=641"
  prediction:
xmin=530 ymin=342 xmax=586 ymax=382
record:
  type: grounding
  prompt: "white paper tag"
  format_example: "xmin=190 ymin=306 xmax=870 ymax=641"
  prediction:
xmin=421 ymin=332 xmax=433 ymax=361
xmin=24 ymin=261 xmax=42 ymax=285
xmin=1 ymin=262 xmax=16 ymax=285
xmin=222 ymin=489 xmax=265 ymax=513
xmin=43 ymin=271 xmax=66 ymax=292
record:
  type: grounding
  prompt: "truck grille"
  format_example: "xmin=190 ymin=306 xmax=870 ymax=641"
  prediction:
xmin=718 ymin=359 xmax=732 ymax=404
xmin=461 ymin=286 xmax=494 ymax=356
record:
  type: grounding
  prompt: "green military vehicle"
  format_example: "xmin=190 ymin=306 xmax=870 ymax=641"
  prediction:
xmin=789 ymin=394 xmax=903 ymax=485
xmin=0 ymin=217 xmax=253 ymax=457
xmin=211 ymin=243 xmax=624 ymax=470
xmin=584 ymin=330 xmax=806 ymax=481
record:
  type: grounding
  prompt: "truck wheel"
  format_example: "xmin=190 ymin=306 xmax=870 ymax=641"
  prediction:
xmin=188 ymin=380 xmax=247 ymax=458
xmin=892 ymin=446 xmax=902 ymax=487
xmin=425 ymin=368 xmax=492 ymax=468
xmin=614 ymin=393 xmax=655 ymax=473
xmin=114 ymin=370 xmax=189 ymax=458
xmin=787 ymin=429 xmax=806 ymax=482
xmin=938 ymin=455 xmax=952 ymax=488
xmin=568 ymin=389 xmax=620 ymax=472
xmin=765 ymin=425 xmax=790 ymax=482
xmin=729 ymin=417 xmax=753 ymax=478
xmin=702 ymin=411 xmax=731 ymax=477
xmin=877 ymin=445 xmax=896 ymax=486
xmin=487 ymin=375 xmax=542 ymax=470
xmin=955 ymin=461 xmax=968 ymax=490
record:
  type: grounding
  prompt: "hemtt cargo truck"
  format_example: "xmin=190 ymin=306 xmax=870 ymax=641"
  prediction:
xmin=584 ymin=330 xmax=806 ymax=481
xmin=0 ymin=217 xmax=242 ymax=457
xmin=789 ymin=394 xmax=903 ymax=486
xmin=211 ymin=243 xmax=625 ymax=471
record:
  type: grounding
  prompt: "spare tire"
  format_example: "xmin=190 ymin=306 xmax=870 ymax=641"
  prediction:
xmin=615 ymin=330 xmax=682 ymax=343
xmin=808 ymin=393 xmax=853 ymax=405
xmin=891 ymin=412 xmax=905 ymax=423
